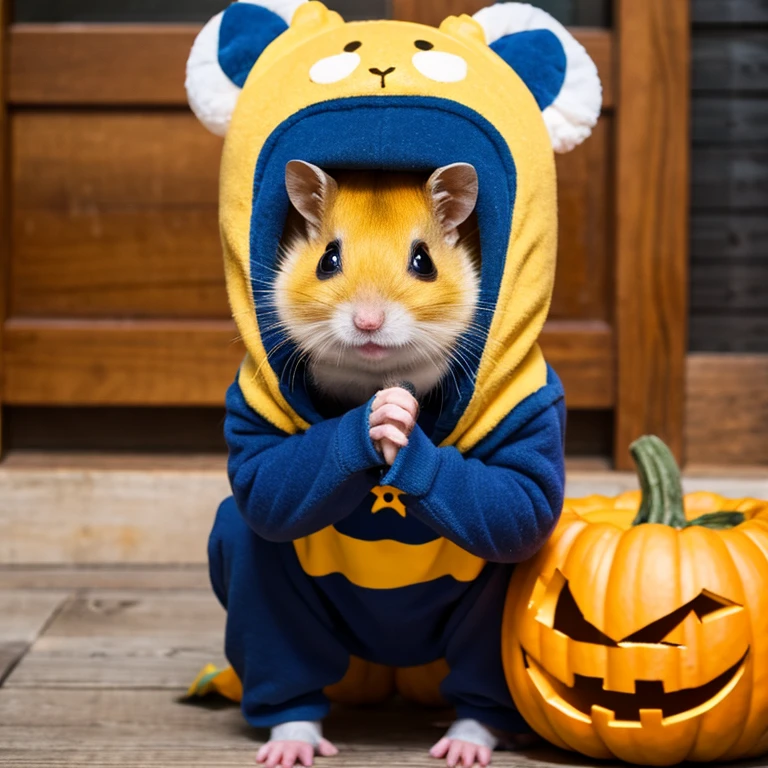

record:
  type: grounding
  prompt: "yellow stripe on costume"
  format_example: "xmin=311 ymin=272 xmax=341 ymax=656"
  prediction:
xmin=293 ymin=525 xmax=485 ymax=589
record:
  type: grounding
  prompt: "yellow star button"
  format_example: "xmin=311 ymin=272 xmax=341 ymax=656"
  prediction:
xmin=371 ymin=485 xmax=407 ymax=518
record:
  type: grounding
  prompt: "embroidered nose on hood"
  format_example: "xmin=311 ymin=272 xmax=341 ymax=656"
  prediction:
xmin=186 ymin=0 xmax=601 ymax=451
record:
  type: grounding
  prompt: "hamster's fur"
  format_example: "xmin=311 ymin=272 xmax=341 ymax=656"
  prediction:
xmin=273 ymin=161 xmax=481 ymax=405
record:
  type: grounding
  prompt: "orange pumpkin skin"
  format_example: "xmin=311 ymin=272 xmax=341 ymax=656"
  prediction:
xmin=324 ymin=656 xmax=395 ymax=704
xmin=503 ymin=487 xmax=768 ymax=766
xmin=395 ymin=659 xmax=450 ymax=707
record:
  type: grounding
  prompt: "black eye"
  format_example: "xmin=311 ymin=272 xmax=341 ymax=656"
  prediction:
xmin=415 ymin=40 xmax=434 ymax=50
xmin=317 ymin=241 xmax=342 ymax=279
xmin=409 ymin=242 xmax=437 ymax=280
xmin=344 ymin=41 xmax=362 ymax=52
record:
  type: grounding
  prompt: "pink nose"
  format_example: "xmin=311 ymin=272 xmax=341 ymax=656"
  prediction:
xmin=353 ymin=308 xmax=385 ymax=332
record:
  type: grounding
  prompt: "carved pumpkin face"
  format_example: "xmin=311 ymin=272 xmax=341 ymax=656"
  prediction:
xmin=503 ymin=438 xmax=768 ymax=766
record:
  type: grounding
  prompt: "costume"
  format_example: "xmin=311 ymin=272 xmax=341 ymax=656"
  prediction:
xmin=184 ymin=0 xmax=601 ymax=732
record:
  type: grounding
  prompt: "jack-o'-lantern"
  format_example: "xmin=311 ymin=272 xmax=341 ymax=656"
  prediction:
xmin=503 ymin=436 xmax=768 ymax=765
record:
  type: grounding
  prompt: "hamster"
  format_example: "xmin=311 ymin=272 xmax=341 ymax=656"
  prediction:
xmin=273 ymin=161 xmax=481 ymax=406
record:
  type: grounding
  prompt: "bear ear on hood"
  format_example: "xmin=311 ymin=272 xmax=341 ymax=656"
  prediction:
xmin=471 ymin=2 xmax=602 ymax=153
xmin=186 ymin=0 xmax=308 ymax=136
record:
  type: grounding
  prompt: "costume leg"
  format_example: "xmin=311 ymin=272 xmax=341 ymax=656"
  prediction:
xmin=208 ymin=497 xmax=350 ymax=728
xmin=440 ymin=565 xmax=530 ymax=734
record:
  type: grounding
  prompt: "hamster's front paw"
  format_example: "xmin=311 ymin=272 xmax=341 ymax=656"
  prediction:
xmin=369 ymin=386 xmax=419 ymax=465
xmin=257 ymin=721 xmax=338 ymax=768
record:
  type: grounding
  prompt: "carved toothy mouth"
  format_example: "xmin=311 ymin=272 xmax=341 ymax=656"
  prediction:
xmin=522 ymin=648 xmax=748 ymax=725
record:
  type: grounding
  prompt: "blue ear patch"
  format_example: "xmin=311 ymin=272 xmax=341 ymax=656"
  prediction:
xmin=490 ymin=29 xmax=566 ymax=111
xmin=219 ymin=3 xmax=289 ymax=88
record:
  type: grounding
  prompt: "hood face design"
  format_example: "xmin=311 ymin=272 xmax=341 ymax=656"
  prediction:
xmin=187 ymin=1 xmax=602 ymax=450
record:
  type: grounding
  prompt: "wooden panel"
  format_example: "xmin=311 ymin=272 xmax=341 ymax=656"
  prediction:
xmin=550 ymin=115 xmax=612 ymax=321
xmin=7 ymin=592 xmax=225 ymax=689
xmin=614 ymin=0 xmax=689 ymax=468
xmin=691 ymin=214 xmax=768 ymax=259
xmin=11 ymin=112 xmax=226 ymax=318
xmin=2 ymin=319 xmax=244 ymax=406
xmin=692 ymin=34 xmax=768 ymax=92
xmin=691 ymin=148 xmax=768 ymax=211
xmin=9 ymin=23 xmax=615 ymax=109
xmin=689 ymin=316 xmax=768 ymax=353
xmin=0 ymin=565 xmax=209 ymax=590
xmin=9 ymin=25 xmax=199 ymax=105
xmin=0 ymin=0 xmax=9 ymax=455
xmin=0 ymin=591 xmax=69 ymax=683
xmin=686 ymin=354 xmax=768 ymax=465
xmin=2 ymin=319 xmax=614 ymax=408
xmin=0 ymin=455 xmax=229 ymax=564
xmin=692 ymin=0 xmax=768 ymax=23
xmin=692 ymin=97 xmax=768 ymax=144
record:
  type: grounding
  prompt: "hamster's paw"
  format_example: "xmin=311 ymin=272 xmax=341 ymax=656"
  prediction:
xmin=256 ymin=721 xmax=338 ymax=768
xmin=429 ymin=719 xmax=497 ymax=767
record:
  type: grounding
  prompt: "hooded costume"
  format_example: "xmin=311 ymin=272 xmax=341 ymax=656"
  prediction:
xmin=185 ymin=0 xmax=601 ymax=733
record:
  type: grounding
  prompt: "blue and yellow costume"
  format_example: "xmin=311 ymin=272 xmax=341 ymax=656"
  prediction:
xmin=185 ymin=0 xmax=601 ymax=734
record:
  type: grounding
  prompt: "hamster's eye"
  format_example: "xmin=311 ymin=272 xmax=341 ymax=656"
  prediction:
xmin=344 ymin=41 xmax=362 ymax=52
xmin=409 ymin=242 xmax=437 ymax=281
xmin=414 ymin=40 xmax=434 ymax=50
xmin=317 ymin=241 xmax=342 ymax=279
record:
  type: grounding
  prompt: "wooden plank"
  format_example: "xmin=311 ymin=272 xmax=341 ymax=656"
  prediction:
xmin=692 ymin=0 xmax=768 ymax=24
xmin=8 ymin=25 xmax=199 ymax=105
xmin=691 ymin=148 xmax=768 ymax=210
xmin=9 ymin=23 xmax=614 ymax=108
xmin=614 ymin=0 xmax=690 ymax=468
xmin=0 ymin=0 xmax=9 ymax=457
xmin=551 ymin=116 xmax=612 ymax=322
xmin=0 ymin=591 xmax=70 ymax=684
xmin=2 ymin=319 xmax=244 ymax=406
xmin=0 ymin=454 xmax=229 ymax=564
xmin=0 ymin=566 xmax=209 ymax=591
xmin=7 ymin=591 xmax=225 ymax=689
xmin=692 ymin=34 xmax=768 ymax=92
xmin=690 ymin=260 xmax=768 ymax=312
xmin=689 ymin=315 xmax=768 ymax=353
xmin=2 ymin=319 xmax=613 ymax=408
xmin=692 ymin=97 xmax=768 ymax=145
xmin=686 ymin=354 xmax=768 ymax=465
xmin=691 ymin=214 xmax=768 ymax=259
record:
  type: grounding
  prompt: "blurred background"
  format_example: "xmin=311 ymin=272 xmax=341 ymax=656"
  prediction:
xmin=0 ymin=1 xmax=765 ymax=563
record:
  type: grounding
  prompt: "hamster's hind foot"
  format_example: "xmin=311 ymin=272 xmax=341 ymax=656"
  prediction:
xmin=256 ymin=721 xmax=338 ymax=768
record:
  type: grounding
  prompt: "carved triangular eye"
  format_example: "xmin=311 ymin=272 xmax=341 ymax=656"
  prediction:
xmin=622 ymin=590 xmax=742 ymax=645
xmin=535 ymin=569 xmax=617 ymax=646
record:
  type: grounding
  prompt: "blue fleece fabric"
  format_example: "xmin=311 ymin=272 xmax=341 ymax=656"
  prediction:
xmin=214 ymin=367 xmax=565 ymax=728
xmin=218 ymin=3 xmax=288 ymax=88
xmin=490 ymin=29 xmax=567 ymax=111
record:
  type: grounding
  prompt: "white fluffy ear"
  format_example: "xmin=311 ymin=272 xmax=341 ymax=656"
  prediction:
xmin=186 ymin=0 xmax=306 ymax=136
xmin=472 ymin=3 xmax=602 ymax=153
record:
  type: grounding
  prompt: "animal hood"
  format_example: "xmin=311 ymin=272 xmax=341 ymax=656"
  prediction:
xmin=187 ymin=0 xmax=601 ymax=450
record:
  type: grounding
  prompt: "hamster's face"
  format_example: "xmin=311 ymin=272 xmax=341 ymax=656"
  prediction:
xmin=273 ymin=169 xmax=480 ymax=396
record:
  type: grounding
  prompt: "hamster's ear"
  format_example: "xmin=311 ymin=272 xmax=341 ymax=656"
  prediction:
xmin=427 ymin=163 xmax=479 ymax=247
xmin=472 ymin=3 xmax=602 ymax=153
xmin=285 ymin=160 xmax=338 ymax=235
xmin=186 ymin=0 xmax=307 ymax=136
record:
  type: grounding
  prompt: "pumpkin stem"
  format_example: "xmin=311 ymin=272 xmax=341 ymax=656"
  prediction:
xmin=685 ymin=511 xmax=746 ymax=529
xmin=630 ymin=436 xmax=687 ymax=527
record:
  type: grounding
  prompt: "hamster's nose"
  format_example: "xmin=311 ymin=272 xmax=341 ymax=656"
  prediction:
xmin=369 ymin=67 xmax=395 ymax=88
xmin=354 ymin=308 xmax=385 ymax=332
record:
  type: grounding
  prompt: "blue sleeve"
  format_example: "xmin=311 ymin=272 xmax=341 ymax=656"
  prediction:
xmin=380 ymin=376 xmax=566 ymax=564
xmin=225 ymin=380 xmax=384 ymax=542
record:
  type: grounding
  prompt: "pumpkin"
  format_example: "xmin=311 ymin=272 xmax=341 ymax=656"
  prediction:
xmin=502 ymin=436 xmax=768 ymax=766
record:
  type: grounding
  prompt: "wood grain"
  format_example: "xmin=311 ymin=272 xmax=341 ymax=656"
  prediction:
xmin=551 ymin=116 xmax=612 ymax=322
xmin=6 ymin=591 xmax=225 ymax=689
xmin=8 ymin=25 xmax=199 ymax=105
xmin=686 ymin=354 xmax=768 ymax=465
xmin=0 ymin=565 xmax=209 ymax=591
xmin=691 ymin=148 xmax=768 ymax=210
xmin=0 ymin=591 xmax=70 ymax=683
xmin=0 ymin=0 xmax=9 ymax=456
xmin=692 ymin=0 xmax=768 ymax=23
xmin=692 ymin=97 xmax=768 ymax=144
xmin=614 ymin=0 xmax=690 ymax=468
xmin=0 ymin=455 xmax=229 ymax=564
xmin=2 ymin=319 xmax=613 ymax=408
xmin=692 ymin=33 xmax=768 ymax=92
xmin=2 ymin=319 xmax=244 ymax=406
